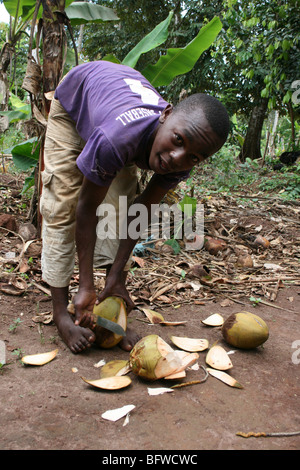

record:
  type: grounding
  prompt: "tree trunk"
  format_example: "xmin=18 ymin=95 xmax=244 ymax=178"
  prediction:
xmin=286 ymin=101 xmax=295 ymax=148
xmin=42 ymin=0 xmax=66 ymax=113
xmin=31 ymin=0 xmax=66 ymax=235
xmin=0 ymin=43 xmax=13 ymax=111
xmin=268 ymin=110 xmax=279 ymax=157
xmin=238 ymin=98 xmax=268 ymax=162
xmin=0 ymin=42 xmax=14 ymax=134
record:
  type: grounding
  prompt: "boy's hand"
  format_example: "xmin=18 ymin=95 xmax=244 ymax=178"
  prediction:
xmin=73 ymin=288 xmax=97 ymax=328
xmin=96 ymin=272 xmax=135 ymax=314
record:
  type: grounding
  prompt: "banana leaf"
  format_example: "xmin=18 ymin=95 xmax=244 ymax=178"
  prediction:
xmin=65 ymin=1 xmax=119 ymax=26
xmin=142 ymin=16 xmax=222 ymax=87
xmin=0 ymin=94 xmax=31 ymax=123
xmin=0 ymin=109 xmax=29 ymax=123
xmin=102 ymin=54 xmax=121 ymax=65
xmin=122 ymin=11 xmax=173 ymax=69
xmin=10 ymin=138 xmax=40 ymax=171
xmin=3 ymin=0 xmax=37 ymax=22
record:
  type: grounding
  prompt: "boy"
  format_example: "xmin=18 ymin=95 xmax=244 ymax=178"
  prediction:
xmin=40 ymin=61 xmax=230 ymax=354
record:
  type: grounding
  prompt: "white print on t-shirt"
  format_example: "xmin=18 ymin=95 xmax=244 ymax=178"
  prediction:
xmin=124 ymin=78 xmax=159 ymax=105
xmin=116 ymin=107 xmax=158 ymax=126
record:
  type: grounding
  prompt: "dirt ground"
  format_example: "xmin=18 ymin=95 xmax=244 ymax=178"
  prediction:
xmin=0 ymin=285 xmax=299 ymax=451
xmin=0 ymin=172 xmax=300 ymax=451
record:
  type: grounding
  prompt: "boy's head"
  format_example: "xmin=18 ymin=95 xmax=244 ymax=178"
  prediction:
xmin=149 ymin=93 xmax=230 ymax=174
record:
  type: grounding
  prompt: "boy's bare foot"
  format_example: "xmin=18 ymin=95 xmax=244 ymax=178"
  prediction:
xmin=118 ymin=326 xmax=141 ymax=352
xmin=51 ymin=286 xmax=96 ymax=354
xmin=93 ymin=324 xmax=140 ymax=351
xmin=54 ymin=309 xmax=96 ymax=354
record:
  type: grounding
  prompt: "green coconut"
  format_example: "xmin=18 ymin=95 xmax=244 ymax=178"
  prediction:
xmin=93 ymin=296 xmax=127 ymax=349
xmin=129 ymin=335 xmax=181 ymax=381
xmin=222 ymin=311 xmax=269 ymax=349
xmin=129 ymin=334 xmax=199 ymax=381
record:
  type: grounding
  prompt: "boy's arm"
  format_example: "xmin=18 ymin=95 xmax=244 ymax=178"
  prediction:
xmin=97 ymin=175 xmax=170 ymax=311
xmin=74 ymin=177 xmax=109 ymax=326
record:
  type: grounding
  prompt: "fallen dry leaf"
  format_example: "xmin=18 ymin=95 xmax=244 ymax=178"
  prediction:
xmin=204 ymin=237 xmax=227 ymax=255
xmin=31 ymin=311 xmax=53 ymax=324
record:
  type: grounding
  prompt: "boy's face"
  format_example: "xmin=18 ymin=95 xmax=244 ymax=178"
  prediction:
xmin=149 ymin=105 xmax=224 ymax=174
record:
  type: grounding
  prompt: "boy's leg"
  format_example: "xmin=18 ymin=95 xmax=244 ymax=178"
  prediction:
xmin=94 ymin=164 xmax=141 ymax=351
xmin=40 ymin=98 xmax=95 ymax=353
xmin=93 ymin=162 xmax=138 ymax=270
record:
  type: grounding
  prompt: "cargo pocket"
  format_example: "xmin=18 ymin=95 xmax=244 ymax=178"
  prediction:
xmin=41 ymin=169 xmax=53 ymax=187
xmin=40 ymin=170 xmax=55 ymax=221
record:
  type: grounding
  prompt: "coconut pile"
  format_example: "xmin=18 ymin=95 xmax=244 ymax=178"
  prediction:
xmin=64 ymin=298 xmax=269 ymax=394
xmin=82 ymin=303 xmax=268 ymax=391
xmin=19 ymin=298 xmax=269 ymax=399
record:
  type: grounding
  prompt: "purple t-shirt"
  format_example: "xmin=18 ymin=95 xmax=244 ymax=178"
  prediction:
xmin=54 ymin=61 xmax=190 ymax=189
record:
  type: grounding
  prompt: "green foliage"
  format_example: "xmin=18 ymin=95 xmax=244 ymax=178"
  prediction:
xmin=177 ymin=195 xmax=197 ymax=218
xmin=219 ymin=0 xmax=300 ymax=113
xmin=121 ymin=11 xmax=174 ymax=68
xmin=163 ymin=238 xmax=181 ymax=254
xmin=259 ymin=167 xmax=300 ymax=200
xmin=196 ymin=148 xmax=300 ymax=201
xmin=8 ymin=138 xmax=40 ymax=193
xmin=2 ymin=0 xmax=299 ymax=200
xmin=81 ymin=0 xmax=176 ymax=67
xmin=103 ymin=13 xmax=222 ymax=87
xmin=0 ymin=93 xmax=30 ymax=123
xmin=1 ymin=125 xmax=25 ymax=152
xmin=3 ymin=0 xmax=35 ymax=36
xmin=142 ymin=17 xmax=222 ymax=87
xmin=10 ymin=137 xmax=39 ymax=171
xmin=8 ymin=317 xmax=23 ymax=333
xmin=65 ymin=1 xmax=119 ymax=25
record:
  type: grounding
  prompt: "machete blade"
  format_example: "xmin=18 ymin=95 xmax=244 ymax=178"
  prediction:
xmin=96 ymin=316 xmax=126 ymax=336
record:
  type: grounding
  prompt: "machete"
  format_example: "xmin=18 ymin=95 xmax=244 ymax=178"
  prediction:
xmin=96 ymin=316 xmax=126 ymax=336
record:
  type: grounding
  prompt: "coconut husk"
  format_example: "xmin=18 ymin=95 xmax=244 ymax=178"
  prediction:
xmin=205 ymin=345 xmax=233 ymax=370
xmin=21 ymin=349 xmax=58 ymax=366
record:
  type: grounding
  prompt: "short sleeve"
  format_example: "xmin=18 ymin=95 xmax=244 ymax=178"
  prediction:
xmin=76 ymin=128 xmax=124 ymax=186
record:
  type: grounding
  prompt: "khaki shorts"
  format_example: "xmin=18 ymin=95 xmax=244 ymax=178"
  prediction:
xmin=40 ymin=98 xmax=138 ymax=288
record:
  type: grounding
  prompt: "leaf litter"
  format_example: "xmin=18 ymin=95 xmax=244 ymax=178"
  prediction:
xmin=1 ymin=184 xmax=299 ymax=315
xmin=1 ymin=174 xmax=300 ymax=432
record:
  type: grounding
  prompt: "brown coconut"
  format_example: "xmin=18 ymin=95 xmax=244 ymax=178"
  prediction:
xmin=222 ymin=311 xmax=269 ymax=349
